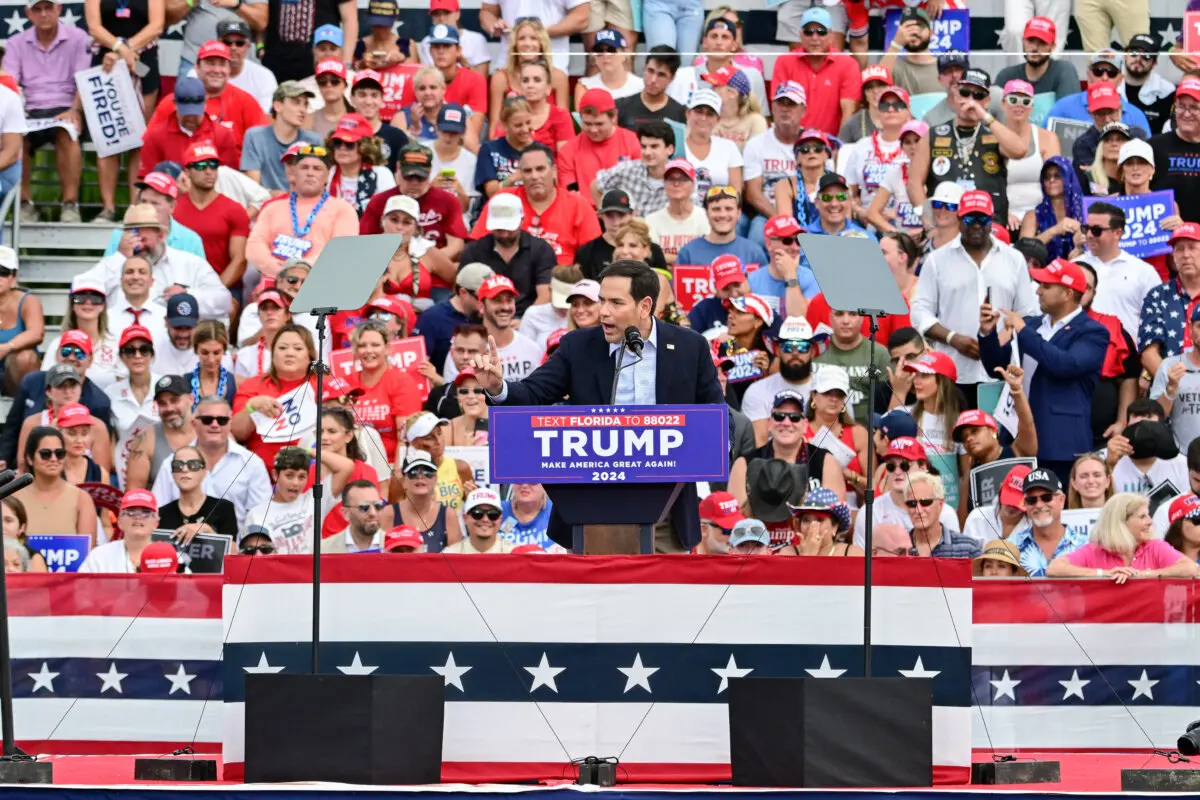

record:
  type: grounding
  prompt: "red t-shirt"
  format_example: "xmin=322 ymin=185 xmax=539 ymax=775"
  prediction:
xmin=770 ymin=53 xmax=862 ymax=136
xmin=805 ymin=292 xmax=911 ymax=344
xmin=173 ymin=193 xmax=250 ymax=275
xmin=233 ymin=374 xmax=316 ymax=470
xmin=493 ymin=106 xmax=576 ymax=153
xmin=469 ymin=188 xmax=602 ymax=265
xmin=138 ymin=115 xmax=241 ymax=178
xmin=150 ymin=84 xmax=270 ymax=146
xmin=556 ymin=129 xmax=642 ymax=206
xmin=351 ymin=366 xmax=421 ymax=461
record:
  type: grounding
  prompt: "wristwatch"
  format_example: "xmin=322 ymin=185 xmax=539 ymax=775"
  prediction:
xmin=785 ymin=278 xmax=800 ymax=288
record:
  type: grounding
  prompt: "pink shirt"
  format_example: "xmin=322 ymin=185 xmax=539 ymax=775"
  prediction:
xmin=1066 ymin=540 xmax=1184 ymax=571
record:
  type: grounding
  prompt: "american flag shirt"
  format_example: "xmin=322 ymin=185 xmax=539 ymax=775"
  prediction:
xmin=1138 ymin=279 xmax=1200 ymax=358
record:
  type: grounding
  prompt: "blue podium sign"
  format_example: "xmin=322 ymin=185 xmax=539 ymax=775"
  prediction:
xmin=490 ymin=405 xmax=730 ymax=484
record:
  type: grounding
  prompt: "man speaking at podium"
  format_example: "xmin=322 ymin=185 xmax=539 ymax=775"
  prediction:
xmin=470 ymin=260 xmax=726 ymax=551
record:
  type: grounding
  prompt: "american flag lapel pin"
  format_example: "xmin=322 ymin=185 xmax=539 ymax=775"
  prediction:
xmin=667 ymin=344 xmax=675 ymax=350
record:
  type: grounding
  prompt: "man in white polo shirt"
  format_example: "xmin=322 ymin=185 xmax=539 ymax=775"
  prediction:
xmin=1076 ymin=199 xmax=1161 ymax=340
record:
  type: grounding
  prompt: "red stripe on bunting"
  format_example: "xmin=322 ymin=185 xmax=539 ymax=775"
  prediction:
xmin=18 ymin=740 xmax=221 ymax=755
xmin=6 ymin=574 xmax=223 ymax=618
xmin=973 ymin=579 xmax=1195 ymax=624
xmin=223 ymin=554 xmax=974 ymax=589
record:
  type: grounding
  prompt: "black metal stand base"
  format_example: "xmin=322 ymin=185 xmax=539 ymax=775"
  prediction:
xmin=133 ymin=757 xmax=218 ymax=782
xmin=1122 ymin=769 xmax=1200 ymax=791
xmin=971 ymin=760 xmax=1061 ymax=784
xmin=0 ymin=758 xmax=53 ymax=783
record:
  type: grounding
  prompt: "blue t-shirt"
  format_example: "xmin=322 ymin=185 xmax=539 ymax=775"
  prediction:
xmin=747 ymin=264 xmax=821 ymax=306
xmin=1043 ymin=91 xmax=1151 ymax=131
xmin=240 ymin=126 xmax=322 ymax=191
xmin=104 ymin=220 xmax=207 ymax=261
xmin=499 ymin=499 xmax=555 ymax=550
xmin=688 ymin=296 xmax=727 ymax=333
xmin=414 ymin=299 xmax=471 ymax=372
xmin=474 ymin=138 xmax=523 ymax=192
xmin=675 ymin=237 xmax=768 ymax=271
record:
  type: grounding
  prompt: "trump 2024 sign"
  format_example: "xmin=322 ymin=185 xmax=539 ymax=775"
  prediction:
xmin=490 ymin=405 xmax=729 ymax=484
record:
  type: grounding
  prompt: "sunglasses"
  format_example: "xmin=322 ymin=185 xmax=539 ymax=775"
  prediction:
xmin=1090 ymin=66 xmax=1119 ymax=78
xmin=0 ymin=266 xmax=16 ymax=279
xmin=706 ymin=185 xmax=739 ymax=201
xmin=930 ymin=200 xmax=958 ymax=211
xmin=351 ymin=500 xmax=388 ymax=513
xmin=457 ymin=386 xmax=486 ymax=395
xmin=188 ymin=159 xmax=220 ymax=171
xmin=961 ymin=213 xmax=992 ymax=227
xmin=316 ymin=75 xmax=344 ymax=87
xmin=802 ymin=26 xmax=828 ymax=36
xmin=280 ymin=274 xmax=305 ymax=285
xmin=774 ymin=235 xmax=798 ymax=246
xmin=332 ymin=139 xmax=358 ymax=149
xmin=121 ymin=345 xmax=154 ymax=357
xmin=593 ymin=45 xmax=619 ymax=54
xmin=878 ymin=100 xmax=908 ymax=112
xmin=1024 ymin=492 xmax=1055 ymax=506
xmin=1084 ymin=225 xmax=1113 ymax=237
xmin=795 ymin=143 xmax=825 ymax=154
xmin=222 ymin=38 xmax=249 ymax=47
xmin=772 ymin=411 xmax=803 ymax=423
xmin=405 ymin=466 xmax=437 ymax=479
xmin=885 ymin=459 xmax=913 ymax=473
xmin=241 ymin=544 xmax=276 ymax=555
xmin=958 ymin=88 xmax=988 ymax=102
xmin=781 ymin=340 xmax=813 ymax=354
xmin=704 ymin=522 xmax=734 ymax=536
xmin=197 ymin=415 xmax=231 ymax=426
xmin=1004 ymin=95 xmax=1032 ymax=107
xmin=121 ymin=508 xmax=156 ymax=519
xmin=59 ymin=345 xmax=87 ymax=360
xmin=71 ymin=292 xmax=106 ymax=305
xmin=905 ymin=498 xmax=937 ymax=508
xmin=467 ymin=508 xmax=502 ymax=521
xmin=297 ymin=144 xmax=329 ymax=157
xmin=38 ymin=448 xmax=67 ymax=460
xmin=819 ymin=192 xmax=849 ymax=202
xmin=171 ymin=458 xmax=205 ymax=473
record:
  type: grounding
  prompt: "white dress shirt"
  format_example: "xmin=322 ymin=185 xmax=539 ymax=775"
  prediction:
xmin=607 ymin=321 xmax=659 ymax=406
xmin=151 ymin=437 xmax=273 ymax=530
xmin=109 ymin=301 xmax=169 ymax=345
xmin=910 ymin=235 xmax=1039 ymax=384
xmin=1077 ymin=249 xmax=1161 ymax=340
xmin=109 ymin=374 xmax=163 ymax=441
xmin=77 ymin=246 xmax=233 ymax=318
xmin=1021 ymin=306 xmax=1083 ymax=395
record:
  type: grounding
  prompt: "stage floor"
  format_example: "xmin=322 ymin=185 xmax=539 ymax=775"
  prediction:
xmin=7 ymin=751 xmax=1199 ymax=797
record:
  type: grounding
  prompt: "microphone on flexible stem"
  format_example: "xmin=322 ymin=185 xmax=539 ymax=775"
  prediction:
xmin=0 ymin=473 xmax=33 ymax=501
xmin=623 ymin=326 xmax=645 ymax=357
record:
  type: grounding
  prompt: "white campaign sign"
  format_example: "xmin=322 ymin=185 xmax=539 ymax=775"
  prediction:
xmin=444 ymin=445 xmax=490 ymax=487
xmin=1060 ymin=508 xmax=1100 ymax=541
xmin=252 ymin=383 xmax=317 ymax=443
xmin=75 ymin=63 xmax=145 ymax=158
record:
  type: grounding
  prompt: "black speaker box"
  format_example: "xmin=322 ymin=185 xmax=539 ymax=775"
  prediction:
xmin=245 ymin=674 xmax=444 ymax=784
xmin=729 ymin=677 xmax=933 ymax=788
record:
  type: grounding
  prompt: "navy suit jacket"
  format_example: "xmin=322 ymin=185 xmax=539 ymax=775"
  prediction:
xmin=0 ymin=372 xmax=113 ymax=469
xmin=498 ymin=322 xmax=726 ymax=549
xmin=979 ymin=311 xmax=1108 ymax=464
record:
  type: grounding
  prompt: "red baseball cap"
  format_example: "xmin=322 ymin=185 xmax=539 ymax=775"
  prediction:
xmin=454 ymin=366 xmax=480 ymax=385
xmin=1171 ymin=222 xmax=1200 ymax=244
xmin=1022 ymin=16 xmax=1056 ymax=44
xmin=1087 ymin=81 xmax=1121 ymax=112
xmin=430 ymin=0 xmax=459 ymax=10
xmin=322 ymin=375 xmax=364 ymax=403
xmin=991 ymin=223 xmax=1011 ymax=244
xmin=315 ymin=59 xmax=348 ymax=80
xmin=385 ymin=525 xmax=425 ymax=552
xmin=280 ymin=142 xmax=304 ymax=163
xmin=712 ymin=254 xmax=746 ymax=290
xmin=903 ymin=350 xmax=958 ymax=381
xmin=352 ymin=69 xmax=384 ymax=91
xmin=952 ymin=409 xmax=998 ymax=442
xmin=1169 ymin=494 xmax=1200 ymax=525
xmin=121 ymin=488 xmax=158 ymax=512
xmin=698 ymin=490 xmax=745 ymax=529
xmin=331 ymin=112 xmax=374 ymax=143
xmin=139 ymin=541 xmax=178 ymax=573
xmin=56 ymin=403 xmax=94 ymax=428
xmin=764 ymin=215 xmax=803 ymax=239
xmin=61 ymin=329 xmax=93 ymax=355
xmin=478 ymin=275 xmax=518 ymax=300
xmin=796 ymin=128 xmax=831 ymax=149
xmin=879 ymin=85 xmax=910 ymax=106
xmin=197 ymin=40 xmax=231 ymax=61
xmin=136 ymin=171 xmax=177 ymax=200
xmin=366 ymin=295 xmax=417 ymax=331
xmin=578 ymin=88 xmax=615 ymax=112
xmin=1178 ymin=76 xmax=1200 ymax=103
xmin=545 ymin=328 xmax=568 ymax=358
xmin=860 ymin=64 xmax=892 ymax=87
xmin=257 ymin=289 xmax=290 ymax=310
xmin=512 ymin=543 xmax=545 ymax=554
xmin=958 ymin=190 xmax=994 ymax=217
xmin=1029 ymin=258 xmax=1088 ymax=292
xmin=119 ymin=325 xmax=154 ymax=348
xmin=998 ymin=465 xmax=1033 ymax=510
xmin=664 ymin=158 xmax=695 ymax=179
xmin=182 ymin=140 xmax=221 ymax=166
xmin=886 ymin=437 xmax=927 ymax=462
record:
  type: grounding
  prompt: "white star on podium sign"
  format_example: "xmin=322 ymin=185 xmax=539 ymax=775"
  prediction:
xmin=805 ymin=654 xmax=846 ymax=678
xmin=165 ymin=664 xmax=196 ymax=695
xmin=29 ymin=662 xmax=58 ymax=693
xmin=525 ymin=652 xmax=565 ymax=693
xmin=989 ymin=669 xmax=1021 ymax=701
xmin=96 ymin=663 xmax=128 ymax=694
xmin=337 ymin=652 xmax=378 ymax=675
xmin=432 ymin=652 xmax=472 ymax=691
xmin=712 ymin=654 xmax=753 ymax=693
xmin=244 ymin=652 xmax=285 ymax=673
xmin=617 ymin=653 xmax=659 ymax=693
xmin=1059 ymin=669 xmax=1089 ymax=700
xmin=1128 ymin=669 xmax=1158 ymax=700
xmin=898 ymin=656 xmax=940 ymax=679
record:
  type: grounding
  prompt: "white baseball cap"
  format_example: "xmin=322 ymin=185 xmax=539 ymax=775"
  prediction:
xmin=812 ymin=365 xmax=850 ymax=395
xmin=486 ymin=193 xmax=523 ymax=232
xmin=0 ymin=246 xmax=18 ymax=271
xmin=383 ymin=194 xmax=420 ymax=220
xmin=1118 ymin=139 xmax=1155 ymax=168
xmin=931 ymin=181 xmax=966 ymax=205
xmin=464 ymin=487 xmax=502 ymax=514
xmin=404 ymin=412 xmax=449 ymax=442
xmin=401 ymin=448 xmax=438 ymax=473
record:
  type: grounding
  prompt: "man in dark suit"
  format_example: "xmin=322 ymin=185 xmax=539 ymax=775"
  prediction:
xmin=979 ymin=258 xmax=1108 ymax=484
xmin=471 ymin=260 xmax=725 ymax=550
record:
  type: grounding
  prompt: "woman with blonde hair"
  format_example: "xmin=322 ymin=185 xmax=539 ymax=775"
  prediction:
xmin=710 ymin=69 xmax=766 ymax=151
xmin=612 ymin=219 xmax=654 ymax=263
xmin=488 ymin=18 xmax=569 ymax=134
xmin=1047 ymin=492 xmax=1197 ymax=581
xmin=42 ymin=280 xmax=121 ymax=385
xmin=325 ymin=113 xmax=396 ymax=215
xmin=1081 ymin=123 xmax=1130 ymax=197
xmin=401 ymin=67 xmax=447 ymax=143
xmin=1067 ymin=454 xmax=1113 ymax=509
xmin=477 ymin=96 xmax=537 ymax=198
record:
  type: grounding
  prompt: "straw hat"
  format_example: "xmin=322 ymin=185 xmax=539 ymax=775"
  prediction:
xmin=972 ymin=539 xmax=1027 ymax=577
xmin=123 ymin=203 xmax=164 ymax=229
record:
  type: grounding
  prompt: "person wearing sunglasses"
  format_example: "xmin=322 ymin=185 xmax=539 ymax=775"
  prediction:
xmin=239 ymin=259 xmax=319 ymax=348
xmin=238 ymin=525 xmax=277 ymax=557
xmin=1114 ymin=140 xmax=1183 ymax=282
xmin=109 ymin=325 xmax=161 ymax=451
xmin=1043 ymin=51 xmax=1151 ymax=132
xmin=1018 ymin=156 xmax=1083 ymax=263
xmin=1000 ymin=79 xmax=1063 ymax=225
xmin=146 ymin=40 xmax=268 ymax=147
xmin=15 ymin=364 xmax=109 ymax=473
xmin=843 ymin=85 xmax=912 ymax=223
xmin=1120 ymin=35 xmax=1173 ymax=136
xmin=773 ymin=129 xmax=831 ymax=236
xmin=444 ymin=488 xmax=517 ymax=554
xmin=575 ymin=29 xmax=641 ymax=109
xmin=1079 ymin=120 xmax=1136 ymax=197
xmin=961 ymin=463 xmax=1033 ymax=548
xmin=157 ymin=444 xmax=238 ymax=541
xmin=693 ymin=490 xmax=744 ymax=554
xmin=77 ymin=489 xmax=158 ymax=573
xmin=983 ymin=467 xmax=1076 ymax=576
xmin=14 ymin=427 xmax=97 ymax=539
xmin=769 ymin=8 xmax=860 ymax=137
xmin=393 ymin=447 xmax=463 ymax=551
xmin=742 ymin=316 xmax=825 ymax=446
xmin=804 ymin=173 xmax=868 ymax=255
xmin=0 ymin=247 xmax=41 ymax=403
xmin=446 ymin=367 xmax=489 ymax=446
xmin=903 ymin=470 xmax=981 ymax=558
xmin=41 ymin=278 xmax=121 ymax=385
xmin=865 ymin=120 xmax=929 ymax=240
xmin=320 ymin=479 xmax=389 ymax=554
xmin=214 ymin=20 xmax=274 ymax=115
xmin=717 ymin=293 xmax=775 ymax=404
xmin=1073 ymin=200 xmax=1159 ymax=340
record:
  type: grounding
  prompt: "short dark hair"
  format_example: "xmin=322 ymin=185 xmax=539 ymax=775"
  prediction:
xmin=1127 ymin=397 xmax=1165 ymax=422
xmin=25 ymin=426 xmax=64 ymax=467
xmin=342 ymin=478 xmax=379 ymax=505
xmin=1086 ymin=201 xmax=1126 ymax=230
xmin=645 ymin=45 xmax=681 ymax=76
xmin=274 ymin=446 xmax=310 ymax=472
xmin=520 ymin=142 xmax=556 ymax=167
xmin=887 ymin=326 xmax=924 ymax=351
xmin=636 ymin=120 xmax=675 ymax=151
xmin=599 ymin=259 xmax=660 ymax=315
xmin=453 ymin=323 xmax=488 ymax=340
xmin=1188 ymin=437 xmax=1200 ymax=473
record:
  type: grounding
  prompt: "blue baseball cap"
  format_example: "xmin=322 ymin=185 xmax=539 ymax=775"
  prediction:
xmin=428 ymin=23 xmax=460 ymax=45
xmin=872 ymin=409 xmax=919 ymax=441
xmin=937 ymin=51 xmax=970 ymax=72
xmin=729 ymin=518 xmax=771 ymax=548
xmin=313 ymin=24 xmax=344 ymax=47
xmin=594 ymin=28 xmax=627 ymax=49
xmin=166 ymin=293 xmax=200 ymax=327
xmin=800 ymin=7 xmax=834 ymax=30
xmin=437 ymin=103 xmax=467 ymax=133
xmin=365 ymin=0 xmax=397 ymax=27
xmin=151 ymin=160 xmax=184 ymax=180
xmin=173 ymin=76 xmax=207 ymax=117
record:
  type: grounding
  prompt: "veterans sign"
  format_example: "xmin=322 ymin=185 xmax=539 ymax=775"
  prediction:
xmin=75 ymin=63 xmax=145 ymax=158
xmin=490 ymin=405 xmax=730 ymax=484
xmin=1083 ymin=191 xmax=1175 ymax=259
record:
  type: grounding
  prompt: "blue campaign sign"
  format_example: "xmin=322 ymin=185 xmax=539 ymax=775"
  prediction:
xmin=1084 ymin=190 xmax=1175 ymax=259
xmin=490 ymin=405 xmax=730 ymax=484
xmin=883 ymin=10 xmax=969 ymax=54
xmin=25 ymin=534 xmax=91 ymax=572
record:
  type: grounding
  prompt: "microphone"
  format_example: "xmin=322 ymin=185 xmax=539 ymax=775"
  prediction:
xmin=0 ymin=473 xmax=33 ymax=501
xmin=623 ymin=326 xmax=645 ymax=357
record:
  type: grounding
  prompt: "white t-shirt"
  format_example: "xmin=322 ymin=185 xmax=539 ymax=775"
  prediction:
xmin=247 ymin=477 xmax=332 ymax=556
xmin=494 ymin=0 xmax=588 ymax=72
xmin=217 ymin=165 xmax=272 ymax=210
xmin=443 ymin=331 xmax=543 ymax=382
xmin=1078 ymin=250 xmax=1161 ymax=339
xmin=0 ymin=85 xmax=28 ymax=135
xmin=578 ymin=72 xmax=645 ymax=101
xmin=851 ymin=490 xmax=963 ymax=549
xmin=685 ymin=135 xmax=744 ymax=206
xmin=844 ymin=134 xmax=906 ymax=212
xmin=1112 ymin=454 xmax=1189 ymax=496
xmin=78 ymin=540 xmax=136 ymax=573
xmin=878 ymin=162 xmax=922 ymax=228
xmin=645 ymin=205 xmax=710 ymax=262
xmin=234 ymin=340 xmax=271 ymax=379
xmin=432 ymin=146 xmax=480 ymax=229
xmin=520 ymin=303 xmax=568 ymax=349
xmin=742 ymin=127 xmax=797 ymax=206
xmin=962 ymin=502 xmax=1032 ymax=547
xmin=229 ymin=61 xmax=278 ymax=114
xmin=419 ymin=28 xmax=491 ymax=69
xmin=327 ymin=166 xmax=397 ymax=206
xmin=907 ymin=405 xmax=963 ymax=456
xmin=740 ymin=373 xmax=814 ymax=422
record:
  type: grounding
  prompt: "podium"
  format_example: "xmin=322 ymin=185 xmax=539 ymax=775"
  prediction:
xmin=491 ymin=405 xmax=730 ymax=554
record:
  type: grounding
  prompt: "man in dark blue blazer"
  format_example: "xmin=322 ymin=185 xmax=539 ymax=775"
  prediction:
xmin=471 ymin=260 xmax=726 ymax=551
xmin=979 ymin=258 xmax=1108 ymax=484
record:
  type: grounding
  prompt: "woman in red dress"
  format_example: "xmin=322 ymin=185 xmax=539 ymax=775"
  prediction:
xmin=350 ymin=320 xmax=421 ymax=463
xmin=231 ymin=323 xmax=318 ymax=469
